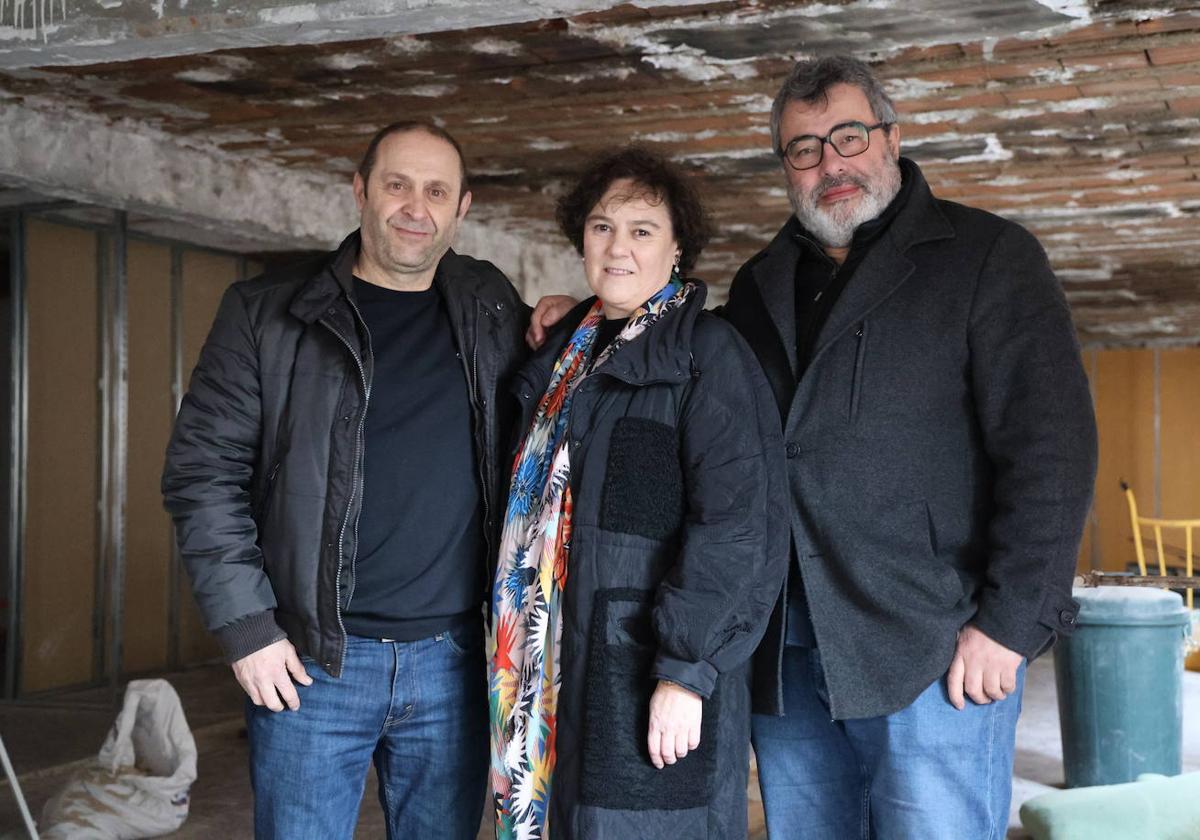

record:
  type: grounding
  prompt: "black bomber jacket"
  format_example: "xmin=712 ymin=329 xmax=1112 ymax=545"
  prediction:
xmin=162 ymin=231 xmax=529 ymax=674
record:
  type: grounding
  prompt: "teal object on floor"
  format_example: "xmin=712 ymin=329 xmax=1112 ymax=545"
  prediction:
xmin=1054 ymin=586 xmax=1191 ymax=788
xmin=1020 ymin=772 xmax=1200 ymax=840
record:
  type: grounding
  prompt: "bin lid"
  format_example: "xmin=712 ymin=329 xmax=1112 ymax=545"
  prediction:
xmin=1072 ymin=586 xmax=1191 ymax=626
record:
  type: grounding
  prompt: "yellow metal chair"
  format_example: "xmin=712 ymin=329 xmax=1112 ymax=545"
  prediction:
xmin=1122 ymin=481 xmax=1199 ymax=672
xmin=1122 ymin=481 xmax=1197 ymax=610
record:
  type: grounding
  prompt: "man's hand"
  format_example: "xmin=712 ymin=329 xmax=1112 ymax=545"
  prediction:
xmin=647 ymin=680 xmax=703 ymax=769
xmin=232 ymin=638 xmax=313 ymax=712
xmin=526 ymin=295 xmax=579 ymax=349
xmin=946 ymin=624 xmax=1023 ymax=710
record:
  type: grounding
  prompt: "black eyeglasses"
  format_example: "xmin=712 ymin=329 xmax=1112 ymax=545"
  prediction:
xmin=780 ymin=121 xmax=892 ymax=171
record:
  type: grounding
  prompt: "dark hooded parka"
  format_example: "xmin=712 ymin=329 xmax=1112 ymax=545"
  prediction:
xmin=511 ymin=282 xmax=788 ymax=839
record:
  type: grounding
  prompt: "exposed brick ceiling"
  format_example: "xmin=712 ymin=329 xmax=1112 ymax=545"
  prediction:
xmin=3 ymin=0 xmax=1200 ymax=345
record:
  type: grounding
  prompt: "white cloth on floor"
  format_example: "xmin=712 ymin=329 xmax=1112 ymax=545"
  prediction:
xmin=39 ymin=679 xmax=198 ymax=839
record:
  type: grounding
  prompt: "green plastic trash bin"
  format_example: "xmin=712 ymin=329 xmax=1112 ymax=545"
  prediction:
xmin=1054 ymin=586 xmax=1191 ymax=788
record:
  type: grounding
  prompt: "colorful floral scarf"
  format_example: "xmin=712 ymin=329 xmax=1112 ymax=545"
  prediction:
xmin=489 ymin=275 xmax=692 ymax=839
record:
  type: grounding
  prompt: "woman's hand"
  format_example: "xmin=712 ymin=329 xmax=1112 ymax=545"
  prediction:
xmin=647 ymin=680 xmax=703 ymax=769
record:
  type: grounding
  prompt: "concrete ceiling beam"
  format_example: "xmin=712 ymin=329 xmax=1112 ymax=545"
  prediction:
xmin=0 ymin=96 xmax=357 ymax=249
xmin=0 ymin=95 xmax=583 ymax=298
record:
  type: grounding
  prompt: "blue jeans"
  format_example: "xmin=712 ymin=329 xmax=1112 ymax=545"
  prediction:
xmin=752 ymin=646 xmax=1025 ymax=840
xmin=246 ymin=628 xmax=488 ymax=840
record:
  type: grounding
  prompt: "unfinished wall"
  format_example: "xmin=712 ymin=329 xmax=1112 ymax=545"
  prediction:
xmin=11 ymin=214 xmax=264 ymax=692
xmin=124 ymin=239 xmax=174 ymax=674
xmin=1079 ymin=347 xmax=1200 ymax=574
xmin=21 ymin=219 xmax=99 ymax=693
xmin=1160 ymin=350 xmax=1200 ymax=521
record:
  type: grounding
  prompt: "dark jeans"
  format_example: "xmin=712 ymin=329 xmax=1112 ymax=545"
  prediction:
xmin=752 ymin=646 xmax=1025 ymax=840
xmin=246 ymin=629 xmax=488 ymax=840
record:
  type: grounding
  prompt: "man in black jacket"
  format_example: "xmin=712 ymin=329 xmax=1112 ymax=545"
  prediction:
xmin=725 ymin=57 xmax=1098 ymax=838
xmin=163 ymin=122 xmax=537 ymax=838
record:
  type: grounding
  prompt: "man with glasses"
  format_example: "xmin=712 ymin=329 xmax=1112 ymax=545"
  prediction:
xmin=724 ymin=56 xmax=1097 ymax=838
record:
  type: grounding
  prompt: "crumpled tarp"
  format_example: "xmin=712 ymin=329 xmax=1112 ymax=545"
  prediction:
xmin=39 ymin=679 xmax=198 ymax=839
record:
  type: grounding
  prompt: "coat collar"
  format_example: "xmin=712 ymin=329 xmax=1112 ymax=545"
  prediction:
xmin=750 ymin=158 xmax=955 ymax=369
xmin=601 ymin=280 xmax=707 ymax=386
xmin=287 ymin=229 xmax=505 ymax=324
xmin=809 ymin=158 xmax=954 ymax=363
xmin=434 ymin=246 xmax=512 ymax=321
xmin=751 ymin=221 xmax=804 ymax=378
xmin=515 ymin=281 xmax=708 ymax=396
xmin=288 ymin=230 xmax=360 ymax=324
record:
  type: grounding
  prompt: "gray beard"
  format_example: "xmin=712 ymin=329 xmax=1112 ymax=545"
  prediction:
xmin=788 ymin=160 xmax=902 ymax=249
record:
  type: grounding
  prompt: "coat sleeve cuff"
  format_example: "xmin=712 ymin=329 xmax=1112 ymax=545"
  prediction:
xmin=214 ymin=610 xmax=288 ymax=664
xmin=651 ymin=652 xmax=719 ymax=699
xmin=972 ymin=590 xmax=1081 ymax=661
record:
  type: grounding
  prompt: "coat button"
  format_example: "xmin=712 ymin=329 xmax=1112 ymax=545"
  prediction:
xmin=785 ymin=442 xmax=801 ymax=459
xmin=495 ymin=301 xmax=505 ymax=311
xmin=1059 ymin=609 xmax=1076 ymax=627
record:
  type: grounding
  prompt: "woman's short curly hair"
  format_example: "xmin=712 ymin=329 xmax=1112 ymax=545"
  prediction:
xmin=556 ymin=147 xmax=711 ymax=274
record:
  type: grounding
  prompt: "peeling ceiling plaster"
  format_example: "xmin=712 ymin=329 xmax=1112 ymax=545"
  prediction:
xmin=0 ymin=0 xmax=1198 ymax=344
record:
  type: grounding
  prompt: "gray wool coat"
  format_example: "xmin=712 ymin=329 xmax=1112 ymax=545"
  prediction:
xmin=726 ymin=159 xmax=1098 ymax=720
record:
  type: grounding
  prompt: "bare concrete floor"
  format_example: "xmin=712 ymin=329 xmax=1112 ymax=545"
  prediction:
xmin=2 ymin=656 xmax=1196 ymax=839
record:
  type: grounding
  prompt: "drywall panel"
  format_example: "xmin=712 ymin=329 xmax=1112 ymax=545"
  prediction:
xmin=21 ymin=219 xmax=98 ymax=692
xmin=1159 ymin=351 xmax=1200 ymax=579
xmin=1091 ymin=350 xmax=1157 ymax=573
xmin=124 ymin=239 xmax=173 ymax=674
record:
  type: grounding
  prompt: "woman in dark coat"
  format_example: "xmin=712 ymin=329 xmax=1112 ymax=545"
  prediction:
xmin=489 ymin=147 xmax=787 ymax=840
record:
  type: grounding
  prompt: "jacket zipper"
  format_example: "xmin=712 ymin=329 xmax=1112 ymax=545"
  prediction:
xmin=319 ymin=300 xmax=372 ymax=675
xmin=458 ymin=303 xmax=492 ymax=561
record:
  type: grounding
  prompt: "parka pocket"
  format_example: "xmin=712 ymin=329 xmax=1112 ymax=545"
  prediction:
xmin=580 ymin=589 xmax=718 ymax=811
xmin=599 ymin=418 xmax=683 ymax=541
xmin=254 ymin=460 xmax=283 ymax=524
xmin=849 ymin=321 xmax=868 ymax=422
xmin=254 ymin=435 xmax=291 ymax=525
